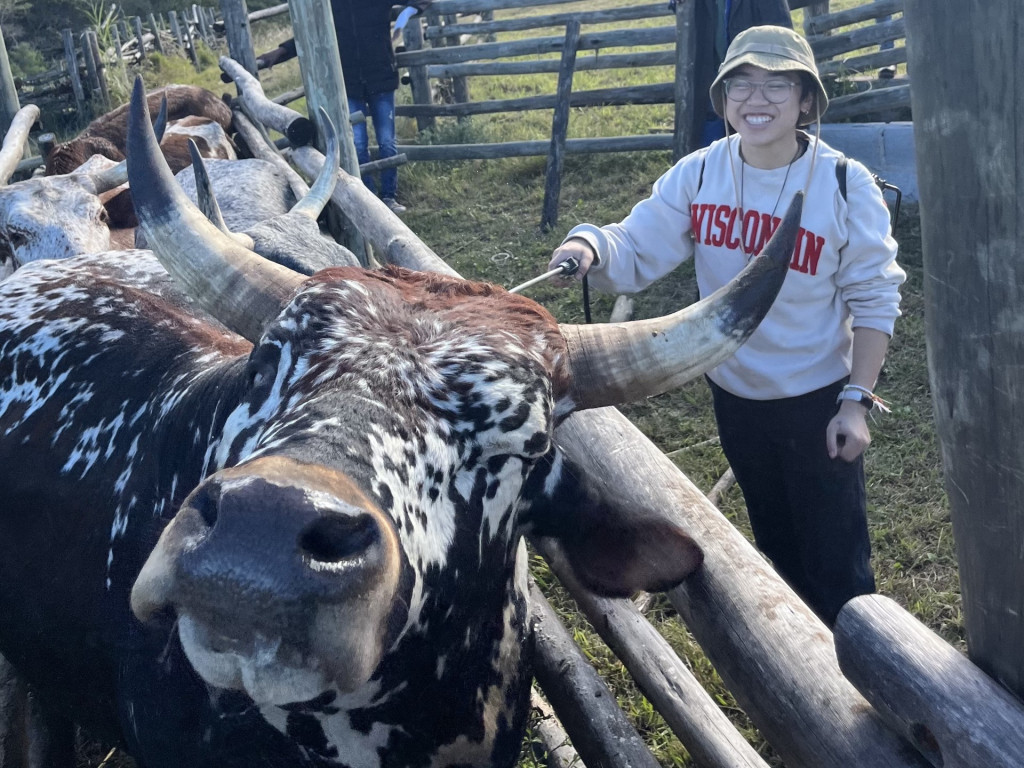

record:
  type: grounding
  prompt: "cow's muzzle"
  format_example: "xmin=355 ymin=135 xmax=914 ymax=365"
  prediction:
xmin=131 ymin=456 xmax=402 ymax=701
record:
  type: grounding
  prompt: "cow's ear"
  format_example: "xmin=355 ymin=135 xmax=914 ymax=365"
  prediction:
xmin=522 ymin=451 xmax=703 ymax=597
xmin=547 ymin=513 xmax=703 ymax=598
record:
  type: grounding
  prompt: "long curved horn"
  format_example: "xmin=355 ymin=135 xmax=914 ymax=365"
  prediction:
xmin=87 ymin=94 xmax=171 ymax=194
xmin=289 ymin=106 xmax=340 ymax=221
xmin=0 ymin=105 xmax=40 ymax=186
xmin=187 ymin=138 xmax=256 ymax=249
xmin=126 ymin=76 xmax=305 ymax=343
xmin=562 ymin=192 xmax=803 ymax=410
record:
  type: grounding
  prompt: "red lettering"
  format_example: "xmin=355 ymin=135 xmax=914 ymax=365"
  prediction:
xmin=800 ymin=230 xmax=824 ymax=275
xmin=741 ymin=210 xmax=761 ymax=255
xmin=724 ymin=208 xmax=741 ymax=250
xmin=711 ymin=205 xmax=731 ymax=247
xmin=757 ymin=213 xmax=780 ymax=255
xmin=691 ymin=203 xmax=710 ymax=244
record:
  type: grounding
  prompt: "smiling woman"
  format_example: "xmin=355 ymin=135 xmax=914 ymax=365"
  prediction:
xmin=549 ymin=23 xmax=906 ymax=628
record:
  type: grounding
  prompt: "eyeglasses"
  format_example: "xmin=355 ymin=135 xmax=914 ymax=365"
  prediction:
xmin=723 ymin=78 xmax=799 ymax=104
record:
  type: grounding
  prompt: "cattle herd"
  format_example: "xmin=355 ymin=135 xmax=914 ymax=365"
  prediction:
xmin=0 ymin=76 xmax=802 ymax=766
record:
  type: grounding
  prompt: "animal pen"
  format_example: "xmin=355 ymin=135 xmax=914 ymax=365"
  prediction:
xmin=1 ymin=0 xmax=1021 ymax=765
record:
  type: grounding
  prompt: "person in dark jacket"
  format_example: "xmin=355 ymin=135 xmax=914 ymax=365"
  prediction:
xmin=676 ymin=0 xmax=793 ymax=146
xmin=258 ymin=0 xmax=431 ymax=213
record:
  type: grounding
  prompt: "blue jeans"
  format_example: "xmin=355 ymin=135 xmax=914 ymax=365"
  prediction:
xmin=348 ymin=91 xmax=398 ymax=199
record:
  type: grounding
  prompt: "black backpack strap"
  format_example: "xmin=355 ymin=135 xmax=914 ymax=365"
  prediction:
xmin=697 ymin=156 xmax=707 ymax=194
xmin=835 ymin=154 xmax=848 ymax=202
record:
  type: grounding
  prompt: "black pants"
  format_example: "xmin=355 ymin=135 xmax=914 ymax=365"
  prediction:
xmin=709 ymin=378 xmax=876 ymax=626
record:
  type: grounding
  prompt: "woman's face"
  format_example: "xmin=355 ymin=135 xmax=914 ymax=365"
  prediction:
xmin=723 ymin=64 xmax=814 ymax=155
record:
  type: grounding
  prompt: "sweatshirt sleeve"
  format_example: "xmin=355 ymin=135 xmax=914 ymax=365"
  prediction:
xmin=562 ymin=155 xmax=701 ymax=295
xmin=835 ymin=159 xmax=906 ymax=336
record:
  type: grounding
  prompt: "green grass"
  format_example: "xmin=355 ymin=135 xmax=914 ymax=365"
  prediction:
xmin=76 ymin=3 xmax=942 ymax=767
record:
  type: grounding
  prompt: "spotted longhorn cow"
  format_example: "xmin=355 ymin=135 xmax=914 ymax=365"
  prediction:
xmin=0 ymin=79 xmax=803 ymax=767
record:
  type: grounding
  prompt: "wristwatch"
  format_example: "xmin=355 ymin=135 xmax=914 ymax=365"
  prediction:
xmin=836 ymin=388 xmax=874 ymax=411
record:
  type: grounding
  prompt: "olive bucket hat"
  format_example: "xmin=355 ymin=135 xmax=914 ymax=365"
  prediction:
xmin=709 ymin=25 xmax=829 ymax=126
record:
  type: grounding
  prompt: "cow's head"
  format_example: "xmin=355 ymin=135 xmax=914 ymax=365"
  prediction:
xmin=122 ymin=78 xmax=801 ymax=754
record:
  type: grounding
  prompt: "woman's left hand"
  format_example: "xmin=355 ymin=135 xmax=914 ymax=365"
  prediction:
xmin=827 ymin=402 xmax=871 ymax=461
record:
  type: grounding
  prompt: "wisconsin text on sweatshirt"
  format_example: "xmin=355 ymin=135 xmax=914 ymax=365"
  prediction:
xmin=690 ymin=202 xmax=824 ymax=276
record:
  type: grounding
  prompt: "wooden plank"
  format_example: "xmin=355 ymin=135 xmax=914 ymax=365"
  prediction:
xmin=248 ymin=3 xmax=288 ymax=23
xmin=61 ymin=29 xmax=85 ymax=111
xmin=393 ymin=134 xmax=674 ymax=160
xmin=819 ymin=46 xmax=905 ymax=78
xmin=835 ymin=595 xmax=1024 ymax=768
xmin=904 ymin=0 xmax=1024 ymax=700
xmin=395 ymin=82 xmax=674 ymax=118
xmin=132 ymin=16 xmax=147 ymax=60
xmin=806 ymin=0 xmax=903 ymax=35
xmin=423 ymin=4 xmax=669 ymax=40
xmin=540 ymin=19 xmax=579 ymax=231
xmin=397 ymin=27 xmax=677 ymax=67
xmin=425 ymin=50 xmax=674 ymax=79
xmin=809 ymin=17 xmax=905 ymax=60
xmin=824 ymin=83 xmax=909 ymax=121
xmin=0 ymin=22 xmax=23 ymax=143
xmin=431 ymin=0 xmax=580 ymax=14
xmin=147 ymin=13 xmax=165 ymax=54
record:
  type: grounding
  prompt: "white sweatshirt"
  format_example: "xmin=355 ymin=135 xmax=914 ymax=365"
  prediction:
xmin=565 ymin=134 xmax=906 ymax=400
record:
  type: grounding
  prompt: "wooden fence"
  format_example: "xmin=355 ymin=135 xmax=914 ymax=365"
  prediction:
xmin=6 ymin=6 xmax=221 ymax=128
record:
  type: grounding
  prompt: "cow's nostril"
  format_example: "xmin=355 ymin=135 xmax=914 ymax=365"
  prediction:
xmin=189 ymin=485 xmax=221 ymax=528
xmin=299 ymin=514 xmax=379 ymax=564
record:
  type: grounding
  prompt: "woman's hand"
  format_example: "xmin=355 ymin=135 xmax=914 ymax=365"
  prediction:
xmin=826 ymin=401 xmax=871 ymax=461
xmin=549 ymin=238 xmax=596 ymax=282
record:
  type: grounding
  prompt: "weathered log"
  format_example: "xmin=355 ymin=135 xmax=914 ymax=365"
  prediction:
xmin=401 ymin=8 xmax=434 ymax=133
xmin=673 ymin=0 xmax=697 ymax=160
xmin=147 ymin=13 xmax=165 ymax=54
xmin=220 ymin=0 xmax=258 ymax=76
xmin=528 ymin=690 xmax=582 ymax=768
xmin=132 ymin=17 xmax=147 ymax=61
xmin=835 ymin=594 xmax=1024 ymax=768
xmin=0 ymin=104 xmax=38 ymax=184
xmin=247 ymin=3 xmax=288 ymax=23
xmin=536 ymin=539 xmax=772 ymax=768
xmin=529 ymin=581 xmax=661 ymax=768
xmin=219 ymin=56 xmax=315 ymax=147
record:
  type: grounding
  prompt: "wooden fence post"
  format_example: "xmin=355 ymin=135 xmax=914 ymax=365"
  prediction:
xmin=182 ymin=14 xmax=200 ymax=68
xmin=86 ymin=29 xmax=109 ymax=111
xmin=132 ymin=16 xmax=147 ymax=61
xmin=61 ymin=29 xmax=86 ymax=115
xmin=111 ymin=24 xmax=124 ymax=66
xmin=904 ymin=0 xmax=1024 ymax=700
xmin=169 ymin=11 xmax=184 ymax=51
xmin=219 ymin=0 xmax=258 ymax=76
xmin=803 ymin=1 xmax=830 ymax=35
xmin=286 ymin=0 xmax=371 ymax=266
xmin=148 ymin=13 xmax=165 ymax=54
xmin=401 ymin=11 xmax=435 ymax=133
xmin=540 ymin=20 xmax=579 ymax=232
xmin=673 ymin=0 xmax=697 ymax=161
xmin=441 ymin=14 xmax=469 ymax=112
xmin=0 ymin=23 xmax=24 ymax=150
xmin=80 ymin=31 xmax=100 ymax=102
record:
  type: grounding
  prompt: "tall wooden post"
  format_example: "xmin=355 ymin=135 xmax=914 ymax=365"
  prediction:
xmin=0 ymin=24 xmax=24 ymax=150
xmin=672 ymin=0 xmax=697 ymax=161
xmin=904 ymin=0 xmax=1024 ymax=698
xmin=288 ymin=0 xmax=370 ymax=265
xmin=61 ymin=29 xmax=86 ymax=115
xmin=132 ymin=16 xmax=147 ymax=61
xmin=540 ymin=21 xmax=579 ymax=232
xmin=401 ymin=12 xmax=434 ymax=133
xmin=219 ymin=0 xmax=258 ymax=76
xmin=148 ymin=13 xmax=165 ymax=55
